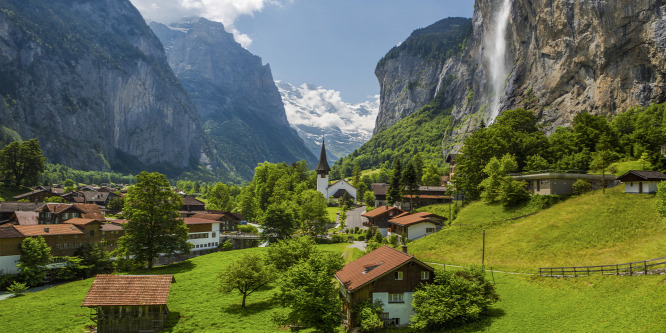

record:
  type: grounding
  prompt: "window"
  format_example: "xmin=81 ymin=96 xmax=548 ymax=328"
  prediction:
xmin=394 ymin=271 xmax=403 ymax=280
xmin=388 ymin=293 xmax=404 ymax=303
xmin=89 ymin=230 xmax=94 ymax=236
xmin=212 ymin=232 xmax=216 ymax=238
xmin=421 ymin=271 xmax=430 ymax=280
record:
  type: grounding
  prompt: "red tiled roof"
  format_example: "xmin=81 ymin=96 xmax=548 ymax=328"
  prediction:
xmin=14 ymin=224 xmax=84 ymax=236
xmin=81 ymin=275 xmax=175 ymax=307
xmin=190 ymin=213 xmax=224 ymax=221
xmin=66 ymin=218 xmax=101 ymax=226
xmin=388 ymin=212 xmax=446 ymax=226
xmin=73 ymin=204 xmax=105 ymax=221
xmin=335 ymin=246 xmax=429 ymax=292
xmin=362 ymin=206 xmax=405 ymax=218
xmin=42 ymin=203 xmax=80 ymax=214
xmin=13 ymin=211 xmax=39 ymax=225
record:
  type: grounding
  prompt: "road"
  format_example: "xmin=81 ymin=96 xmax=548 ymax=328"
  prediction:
xmin=344 ymin=206 xmax=367 ymax=231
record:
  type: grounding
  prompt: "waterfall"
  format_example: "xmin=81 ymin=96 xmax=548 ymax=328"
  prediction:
xmin=485 ymin=0 xmax=512 ymax=123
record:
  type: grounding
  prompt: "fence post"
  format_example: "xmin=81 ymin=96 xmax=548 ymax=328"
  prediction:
xmin=616 ymin=264 xmax=619 ymax=276
xmin=587 ymin=267 xmax=590 ymax=276
xmin=644 ymin=261 xmax=648 ymax=275
xmin=629 ymin=262 xmax=633 ymax=276
xmin=573 ymin=267 xmax=576 ymax=278
xmin=550 ymin=268 xmax=553 ymax=277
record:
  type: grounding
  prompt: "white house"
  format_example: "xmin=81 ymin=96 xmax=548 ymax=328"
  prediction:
xmin=335 ymin=245 xmax=435 ymax=329
xmin=315 ymin=140 xmax=357 ymax=203
xmin=388 ymin=212 xmax=446 ymax=241
xmin=183 ymin=217 xmax=221 ymax=252
xmin=617 ymin=170 xmax=666 ymax=194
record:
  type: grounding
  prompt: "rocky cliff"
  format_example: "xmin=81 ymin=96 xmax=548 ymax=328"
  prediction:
xmin=150 ymin=18 xmax=317 ymax=180
xmin=375 ymin=0 xmax=666 ymax=147
xmin=0 ymin=0 xmax=210 ymax=174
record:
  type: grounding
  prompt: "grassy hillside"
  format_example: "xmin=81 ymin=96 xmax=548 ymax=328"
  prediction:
xmin=410 ymin=187 xmax=666 ymax=272
xmin=0 ymin=243 xmax=349 ymax=333
xmin=0 ymin=184 xmax=31 ymax=201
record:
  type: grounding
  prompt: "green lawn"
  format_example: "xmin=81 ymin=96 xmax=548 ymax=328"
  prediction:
xmin=326 ymin=206 xmax=341 ymax=222
xmin=0 ymin=243 xmax=350 ymax=333
xmin=409 ymin=187 xmax=666 ymax=272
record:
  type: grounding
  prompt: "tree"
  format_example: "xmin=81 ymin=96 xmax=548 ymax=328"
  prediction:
xmin=387 ymin=160 xmax=402 ymax=205
xmin=363 ymin=191 xmax=375 ymax=209
xmin=117 ymin=172 xmax=190 ymax=268
xmin=261 ymin=201 xmax=297 ymax=240
xmin=18 ymin=236 xmax=52 ymax=286
xmin=355 ymin=300 xmax=384 ymax=331
xmin=638 ymin=152 xmax=653 ymax=170
xmin=274 ymin=251 xmax=344 ymax=332
xmin=402 ymin=161 xmax=420 ymax=210
xmin=572 ymin=179 xmax=592 ymax=196
xmin=75 ymin=243 xmax=113 ymax=277
xmin=0 ymin=139 xmax=46 ymax=187
xmin=590 ymin=148 xmax=617 ymax=194
xmin=220 ymin=253 xmax=275 ymax=307
xmin=298 ymin=190 xmax=330 ymax=237
xmin=524 ymin=154 xmax=550 ymax=172
xmin=356 ymin=182 xmax=368 ymax=205
xmin=265 ymin=236 xmax=318 ymax=271
xmin=656 ymin=181 xmax=666 ymax=218
xmin=44 ymin=196 xmax=65 ymax=203
xmin=63 ymin=179 xmax=76 ymax=187
xmin=208 ymin=182 xmax=231 ymax=211
xmin=422 ymin=163 xmax=442 ymax=186
xmin=411 ymin=266 xmax=499 ymax=330
xmin=107 ymin=197 xmax=124 ymax=212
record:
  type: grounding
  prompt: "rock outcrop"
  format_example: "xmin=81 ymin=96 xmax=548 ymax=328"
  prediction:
xmin=0 ymin=0 xmax=209 ymax=174
xmin=375 ymin=0 xmax=666 ymax=147
xmin=150 ymin=18 xmax=317 ymax=180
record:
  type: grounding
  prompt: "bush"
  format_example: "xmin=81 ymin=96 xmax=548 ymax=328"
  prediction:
xmin=388 ymin=234 xmax=399 ymax=247
xmin=357 ymin=235 xmax=365 ymax=241
xmin=411 ymin=265 xmax=499 ymax=330
xmin=7 ymin=281 xmax=28 ymax=297
xmin=237 ymin=224 xmax=258 ymax=234
xmin=220 ymin=240 xmax=233 ymax=251
xmin=0 ymin=273 xmax=20 ymax=290
xmin=354 ymin=300 xmax=384 ymax=331
xmin=499 ymin=180 xmax=530 ymax=207
xmin=572 ymin=179 xmax=592 ymax=196
xmin=331 ymin=234 xmax=345 ymax=243
xmin=528 ymin=194 xmax=562 ymax=210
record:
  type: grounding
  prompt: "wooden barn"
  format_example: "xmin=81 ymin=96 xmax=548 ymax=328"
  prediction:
xmin=81 ymin=274 xmax=175 ymax=333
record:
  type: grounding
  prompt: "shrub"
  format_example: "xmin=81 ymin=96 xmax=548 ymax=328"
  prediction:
xmin=357 ymin=235 xmax=365 ymax=241
xmin=220 ymin=240 xmax=233 ymax=251
xmin=331 ymin=234 xmax=345 ymax=243
xmin=7 ymin=281 xmax=28 ymax=297
xmin=411 ymin=265 xmax=499 ymax=330
xmin=354 ymin=300 xmax=384 ymax=331
xmin=499 ymin=179 xmax=530 ymax=207
xmin=572 ymin=179 xmax=592 ymax=196
xmin=237 ymin=224 xmax=258 ymax=234
xmin=388 ymin=234 xmax=399 ymax=247
xmin=528 ymin=194 xmax=562 ymax=210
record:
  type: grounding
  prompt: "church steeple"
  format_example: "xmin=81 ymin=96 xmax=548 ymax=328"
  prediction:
xmin=315 ymin=139 xmax=331 ymax=174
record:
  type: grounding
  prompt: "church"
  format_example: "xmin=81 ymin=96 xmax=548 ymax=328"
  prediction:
xmin=315 ymin=140 xmax=357 ymax=203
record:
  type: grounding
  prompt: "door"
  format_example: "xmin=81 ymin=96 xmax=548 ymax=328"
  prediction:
xmin=639 ymin=182 xmax=643 ymax=194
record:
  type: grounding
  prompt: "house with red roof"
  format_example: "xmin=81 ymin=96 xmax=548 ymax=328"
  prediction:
xmin=362 ymin=206 xmax=406 ymax=237
xmin=388 ymin=212 xmax=446 ymax=241
xmin=82 ymin=274 xmax=175 ymax=333
xmin=335 ymin=245 xmax=435 ymax=328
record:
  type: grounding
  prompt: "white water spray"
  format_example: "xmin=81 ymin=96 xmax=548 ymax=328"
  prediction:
xmin=485 ymin=0 xmax=512 ymax=123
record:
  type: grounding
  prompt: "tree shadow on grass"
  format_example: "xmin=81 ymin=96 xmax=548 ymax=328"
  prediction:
xmin=448 ymin=307 xmax=507 ymax=332
xmin=146 ymin=261 xmax=197 ymax=275
xmin=161 ymin=311 xmax=182 ymax=332
xmin=222 ymin=299 xmax=276 ymax=316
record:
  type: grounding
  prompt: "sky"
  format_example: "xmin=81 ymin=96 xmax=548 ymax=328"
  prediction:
xmin=130 ymin=0 xmax=476 ymax=103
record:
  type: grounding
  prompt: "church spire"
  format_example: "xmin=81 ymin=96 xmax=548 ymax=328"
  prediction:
xmin=315 ymin=138 xmax=331 ymax=174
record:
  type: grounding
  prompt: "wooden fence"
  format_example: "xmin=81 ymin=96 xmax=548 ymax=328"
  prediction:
xmin=539 ymin=257 xmax=666 ymax=277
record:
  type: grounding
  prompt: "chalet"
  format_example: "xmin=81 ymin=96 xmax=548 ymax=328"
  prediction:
xmin=335 ymin=246 xmax=435 ymax=328
xmin=37 ymin=203 xmax=85 ymax=224
xmin=183 ymin=217 xmax=221 ymax=253
xmin=84 ymin=191 xmax=118 ymax=206
xmin=181 ymin=196 xmax=206 ymax=212
xmin=388 ymin=212 xmax=446 ymax=241
xmin=401 ymin=186 xmax=451 ymax=211
xmin=315 ymin=140 xmax=357 ymax=203
xmin=13 ymin=189 xmax=56 ymax=202
xmin=617 ymin=170 xmax=666 ymax=194
xmin=82 ymin=274 xmax=175 ymax=333
xmin=362 ymin=206 xmax=406 ymax=237
xmin=192 ymin=212 xmax=241 ymax=231
xmin=61 ymin=191 xmax=86 ymax=203
xmin=445 ymin=153 xmax=459 ymax=178
xmin=371 ymin=183 xmax=388 ymax=207
xmin=79 ymin=185 xmax=97 ymax=192
xmin=0 ymin=225 xmax=24 ymax=273
xmin=0 ymin=202 xmax=45 ymax=223
xmin=510 ymin=172 xmax=616 ymax=195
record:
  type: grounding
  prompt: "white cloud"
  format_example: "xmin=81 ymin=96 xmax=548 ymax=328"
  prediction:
xmin=130 ymin=0 xmax=284 ymax=47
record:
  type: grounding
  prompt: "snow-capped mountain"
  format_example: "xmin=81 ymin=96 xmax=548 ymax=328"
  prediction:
xmin=276 ymin=81 xmax=379 ymax=162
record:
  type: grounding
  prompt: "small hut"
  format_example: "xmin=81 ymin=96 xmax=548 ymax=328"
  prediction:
xmin=81 ymin=274 xmax=175 ymax=333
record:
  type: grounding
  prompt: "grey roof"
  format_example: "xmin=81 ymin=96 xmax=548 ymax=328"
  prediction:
xmin=618 ymin=170 xmax=666 ymax=181
xmin=13 ymin=189 xmax=53 ymax=199
xmin=0 ymin=202 xmax=45 ymax=213
xmin=83 ymin=191 xmax=110 ymax=203
xmin=13 ymin=211 xmax=39 ymax=225
xmin=315 ymin=140 xmax=331 ymax=173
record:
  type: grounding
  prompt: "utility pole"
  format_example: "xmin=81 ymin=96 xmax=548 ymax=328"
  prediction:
xmin=482 ymin=229 xmax=486 ymax=268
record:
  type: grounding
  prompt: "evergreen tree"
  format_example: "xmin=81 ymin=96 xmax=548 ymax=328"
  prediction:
xmin=402 ymin=161 xmax=419 ymax=210
xmin=422 ymin=163 xmax=442 ymax=186
xmin=387 ymin=160 xmax=402 ymax=205
xmin=18 ymin=236 xmax=52 ymax=286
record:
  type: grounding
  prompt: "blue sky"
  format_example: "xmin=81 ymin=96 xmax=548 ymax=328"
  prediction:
xmin=131 ymin=0 xmax=476 ymax=103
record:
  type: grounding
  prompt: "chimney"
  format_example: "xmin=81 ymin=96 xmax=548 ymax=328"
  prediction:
xmin=44 ymin=227 xmax=49 ymax=233
xmin=401 ymin=244 xmax=407 ymax=254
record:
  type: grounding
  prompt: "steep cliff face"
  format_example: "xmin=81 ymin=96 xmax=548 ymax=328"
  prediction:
xmin=375 ymin=0 xmax=666 ymax=147
xmin=0 ymin=0 xmax=209 ymax=174
xmin=150 ymin=19 xmax=317 ymax=180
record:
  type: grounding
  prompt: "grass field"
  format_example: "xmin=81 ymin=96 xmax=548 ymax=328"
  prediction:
xmin=0 ymin=243 xmax=350 ymax=333
xmin=409 ymin=187 xmax=666 ymax=272
xmin=326 ymin=206 xmax=341 ymax=223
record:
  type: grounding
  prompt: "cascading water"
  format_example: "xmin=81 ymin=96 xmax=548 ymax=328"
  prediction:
xmin=485 ymin=0 xmax=512 ymax=123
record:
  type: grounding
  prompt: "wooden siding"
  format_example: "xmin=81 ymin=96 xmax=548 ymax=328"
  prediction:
xmin=187 ymin=223 xmax=212 ymax=233
xmin=0 ymin=237 xmax=22 ymax=256
xmin=93 ymin=304 xmax=169 ymax=333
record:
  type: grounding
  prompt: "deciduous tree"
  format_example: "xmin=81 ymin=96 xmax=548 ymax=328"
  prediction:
xmin=18 ymin=236 xmax=52 ymax=286
xmin=0 ymin=139 xmax=46 ymax=187
xmin=220 ymin=253 xmax=274 ymax=307
xmin=117 ymin=172 xmax=190 ymax=268
xmin=298 ymin=190 xmax=330 ymax=237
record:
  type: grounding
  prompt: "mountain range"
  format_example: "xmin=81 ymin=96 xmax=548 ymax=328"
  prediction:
xmin=276 ymin=81 xmax=378 ymax=162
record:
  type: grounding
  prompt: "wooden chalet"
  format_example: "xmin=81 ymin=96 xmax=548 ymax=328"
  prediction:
xmin=82 ymin=274 xmax=175 ymax=333
xmin=335 ymin=246 xmax=434 ymax=329
xmin=401 ymin=185 xmax=452 ymax=210
xmin=388 ymin=212 xmax=446 ymax=241
xmin=0 ymin=202 xmax=45 ymax=223
xmin=362 ymin=206 xmax=406 ymax=237
xmin=13 ymin=189 xmax=56 ymax=202
xmin=181 ymin=196 xmax=206 ymax=212
xmin=445 ymin=153 xmax=459 ymax=178
xmin=371 ymin=183 xmax=388 ymax=207
xmin=617 ymin=170 xmax=666 ymax=194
